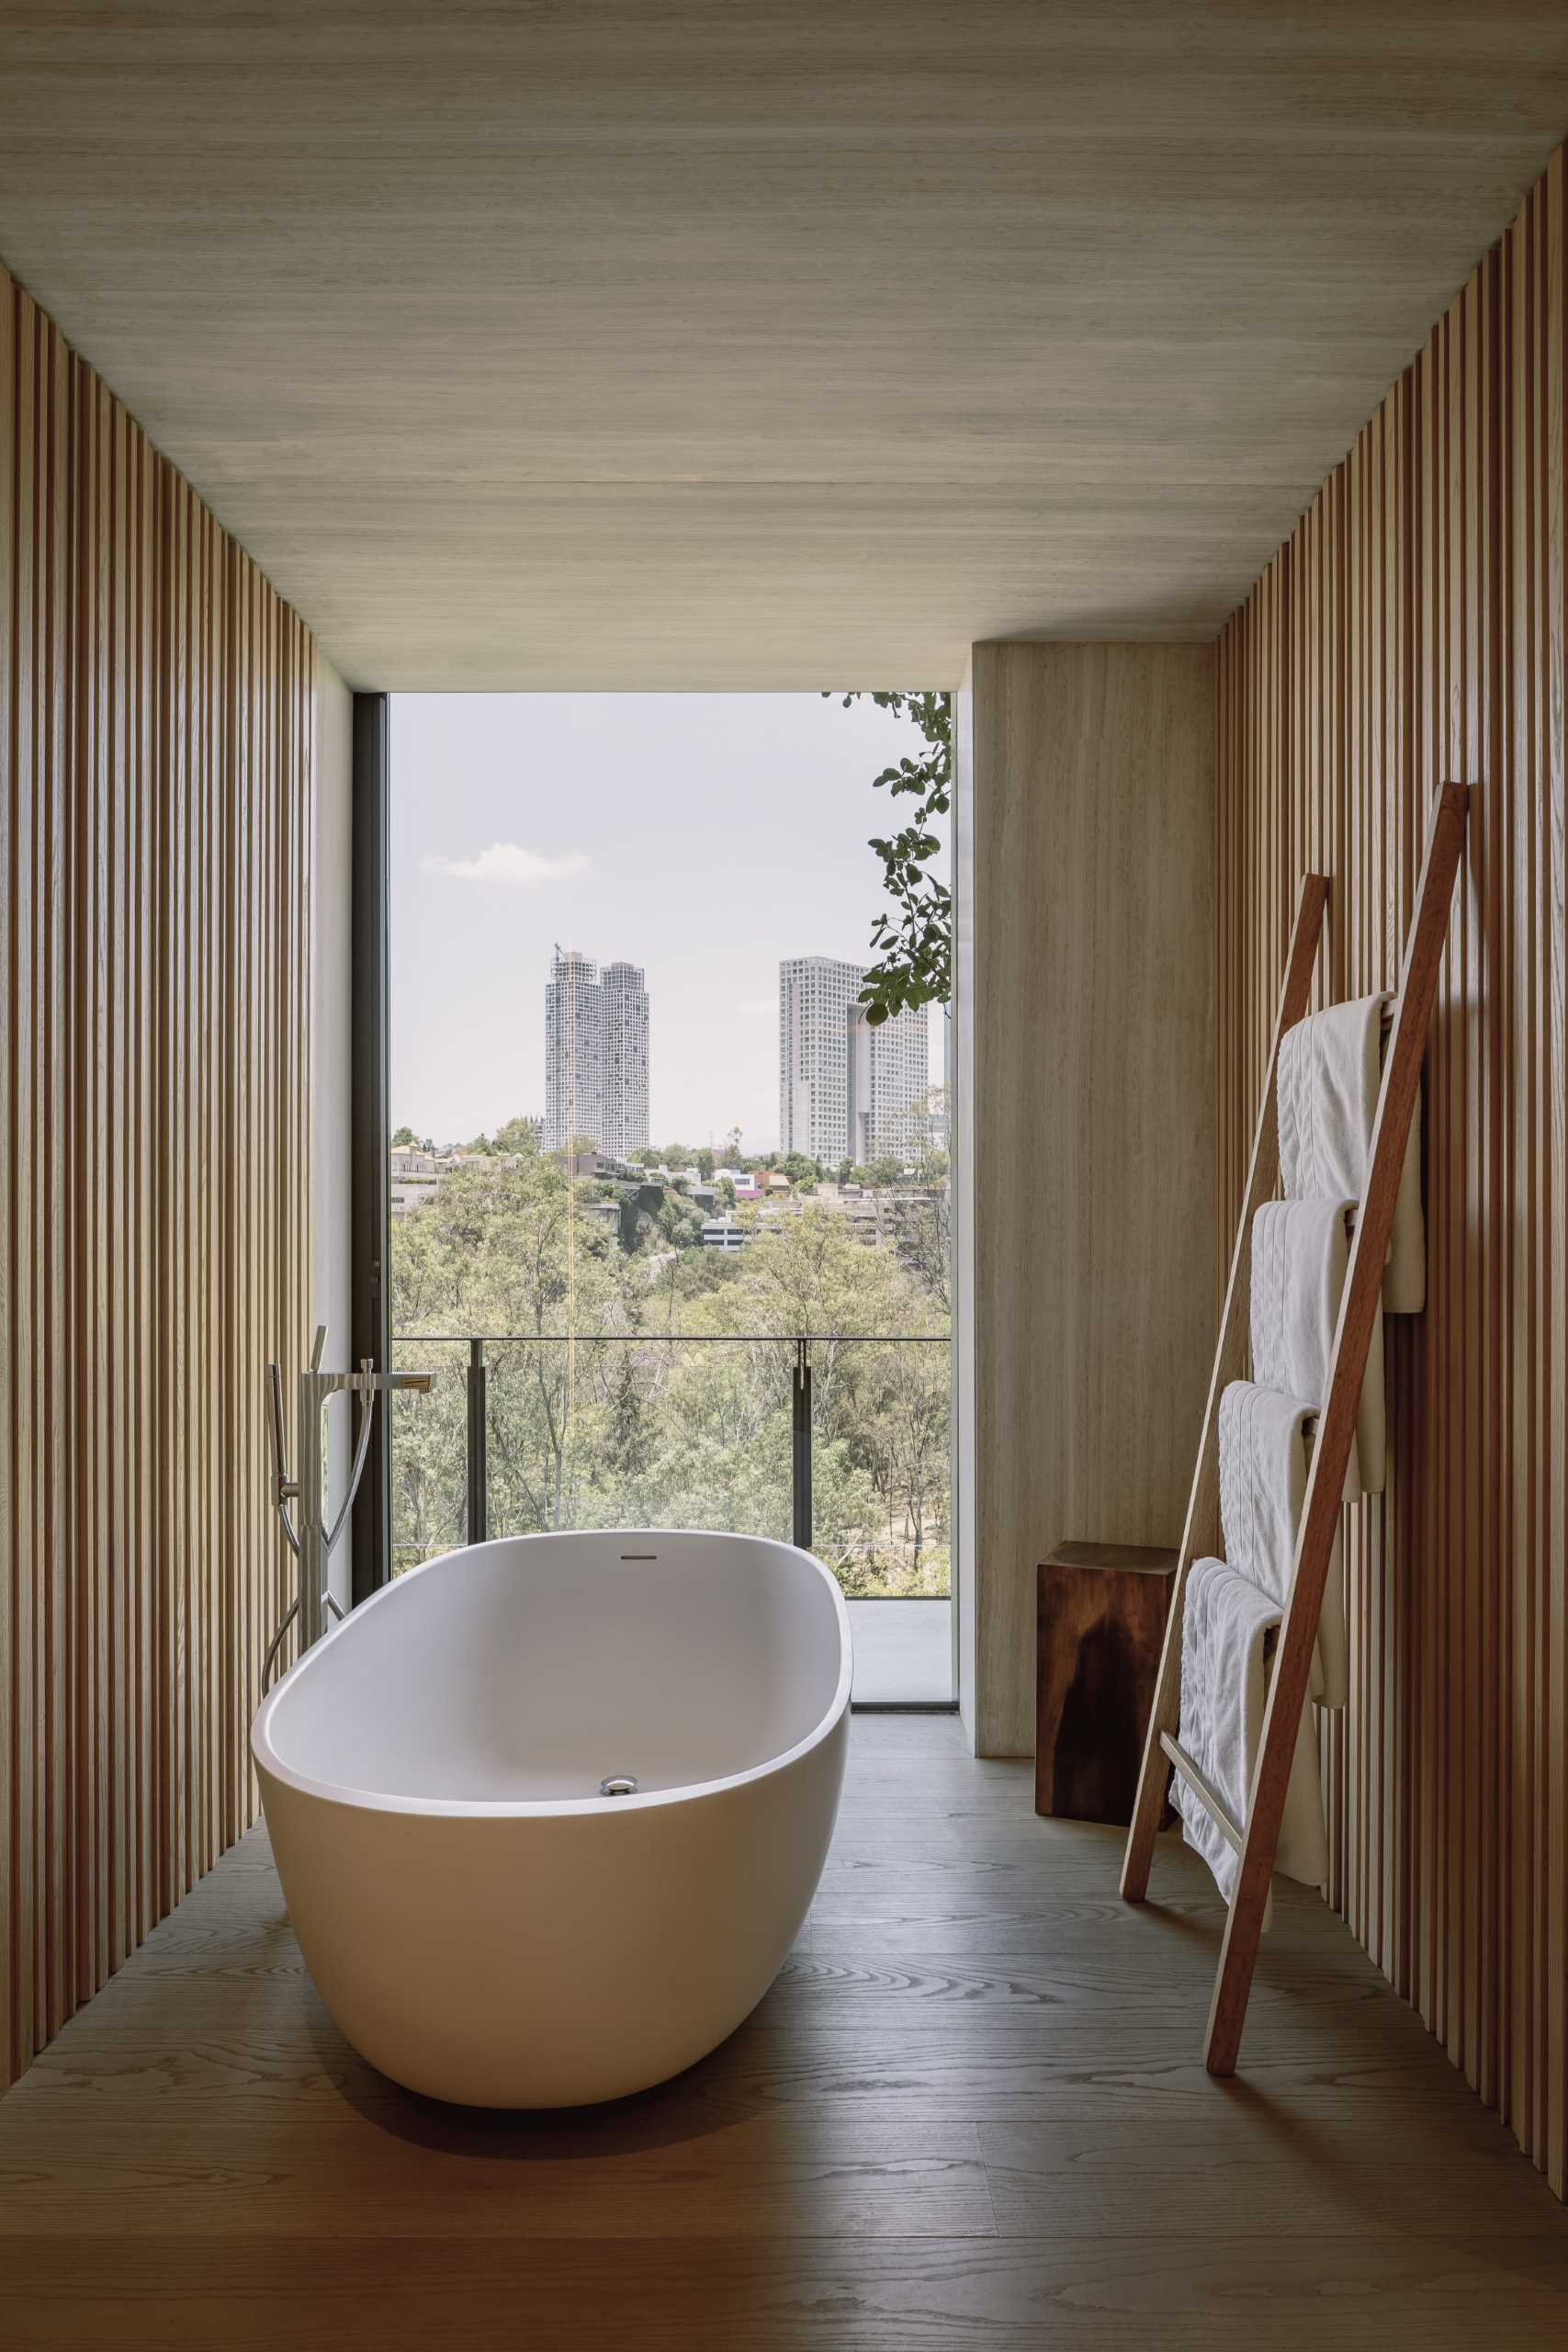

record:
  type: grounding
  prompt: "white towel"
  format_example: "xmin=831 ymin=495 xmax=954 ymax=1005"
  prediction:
xmin=1250 ymin=1196 xmax=1384 ymax=1498
xmin=1175 ymin=1555 xmax=1329 ymax=1902
xmin=1276 ymin=992 xmax=1425 ymax=1313
xmin=1219 ymin=1380 xmax=1347 ymax=1708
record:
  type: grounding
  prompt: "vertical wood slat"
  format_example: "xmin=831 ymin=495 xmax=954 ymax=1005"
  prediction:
xmin=1215 ymin=146 xmax=1567 ymax=2196
xmin=0 ymin=263 xmax=314 ymax=2090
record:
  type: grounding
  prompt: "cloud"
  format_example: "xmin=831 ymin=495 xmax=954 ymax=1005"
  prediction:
xmin=422 ymin=842 xmax=590 ymax=888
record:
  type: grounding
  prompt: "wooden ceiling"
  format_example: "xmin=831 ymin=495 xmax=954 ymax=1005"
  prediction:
xmin=2 ymin=3 xmax=1565 ymax=687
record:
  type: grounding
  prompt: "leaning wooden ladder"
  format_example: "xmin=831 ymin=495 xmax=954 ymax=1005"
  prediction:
xmin=1120 ymin=781 xmax=1470 ymax=2075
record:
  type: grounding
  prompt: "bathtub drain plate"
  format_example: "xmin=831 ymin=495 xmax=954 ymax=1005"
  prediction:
xmin=600 ymin=1775 xmax=638 ymax=1798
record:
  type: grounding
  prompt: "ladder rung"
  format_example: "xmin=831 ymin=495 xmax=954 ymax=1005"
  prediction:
xmin=1159 ymin=1732 xmax=1244 ymax=1854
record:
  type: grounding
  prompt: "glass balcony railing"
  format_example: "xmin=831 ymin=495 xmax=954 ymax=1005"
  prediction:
xmin=389 ymin=1331 xmax=951 ymax=1600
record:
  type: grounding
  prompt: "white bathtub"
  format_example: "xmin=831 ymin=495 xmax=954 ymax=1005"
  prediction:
xmin=251 ymin=1530 xmax=852 ymax=2107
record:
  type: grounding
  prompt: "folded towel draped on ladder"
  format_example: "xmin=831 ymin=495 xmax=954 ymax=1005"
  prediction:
xmin=1175 ymin=1557 xmax=1329 ymax=1903
xmin=1218 ymin=1379 xmax=1346 ymax=1709
xmin=1275 ymin=991 xmax=1425 ymax=1313
xmin=1250 ymin=1196 xmax=1385 ymax=1495
xmin=1174 ymin=992 xmax=1429 ymax=1905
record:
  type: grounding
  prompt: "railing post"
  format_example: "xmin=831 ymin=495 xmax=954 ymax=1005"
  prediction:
xmin=792 ymin=1338 xmax=813 ymax=1551
xmin=467 ymin=1338 xmax=489 ymax=1545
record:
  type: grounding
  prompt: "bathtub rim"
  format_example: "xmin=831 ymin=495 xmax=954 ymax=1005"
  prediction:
xmin=250 ymin=1526 xmax=853 ymax=1822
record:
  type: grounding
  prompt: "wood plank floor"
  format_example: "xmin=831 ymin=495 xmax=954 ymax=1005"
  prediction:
xmin=2 ymin=1714 xmax=1565 ymax=2348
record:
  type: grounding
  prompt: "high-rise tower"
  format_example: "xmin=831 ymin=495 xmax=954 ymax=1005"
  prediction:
xmin=848 ymin=997 xmax=929 ymax=1164
xmin=600 ymin=960 xmax=650 ymax=1157
xmin=779 ymin=956 xmax=926 ymax=1163
xmin=545 ymin=948 xmax=649 ymax=1155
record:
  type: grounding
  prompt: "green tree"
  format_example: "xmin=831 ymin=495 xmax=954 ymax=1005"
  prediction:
xmin=827 ymin=689 xmax=952 ymax=1025
xmin=391 ymin=1155 xmax=626 ymax=1551
xmin=389 ymin=1164 xmax=950 ymax=1595
xmin=492 ymin=1114 xmax=541 ymax=1155
xmin=888 ymin=1185 xmax=951 ymax=1316
xmin=656 ymin=1195 xmax=706 ymax=1250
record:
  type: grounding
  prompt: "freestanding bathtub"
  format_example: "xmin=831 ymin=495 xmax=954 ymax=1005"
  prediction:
xmin=251 ymin=1529 xmax=852 ymax=2107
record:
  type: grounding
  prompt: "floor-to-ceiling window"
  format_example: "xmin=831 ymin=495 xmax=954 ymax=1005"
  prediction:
xmin=385 ymin=695 xmax=953 ymax=1703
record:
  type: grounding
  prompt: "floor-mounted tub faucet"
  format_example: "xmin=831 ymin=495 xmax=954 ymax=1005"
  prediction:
xmin=263 ymin=1326 xmax=434 ymax=1692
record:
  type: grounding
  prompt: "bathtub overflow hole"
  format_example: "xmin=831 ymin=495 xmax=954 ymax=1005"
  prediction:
xmin=600 ymin=1775 xmax=638 ymax=1798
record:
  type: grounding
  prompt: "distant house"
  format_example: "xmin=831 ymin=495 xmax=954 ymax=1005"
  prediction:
xmin=389 ymin=1146 xmax=442 ymax=1215
xmin=700 ymin=1217 xmax=750 ymax=1251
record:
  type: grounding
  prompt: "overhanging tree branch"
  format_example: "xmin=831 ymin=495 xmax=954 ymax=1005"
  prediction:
xmin=827 ymin=689 xmax=952 ymax=1026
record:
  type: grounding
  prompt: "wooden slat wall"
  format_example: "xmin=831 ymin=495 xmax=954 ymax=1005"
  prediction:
xmin=1216 ymin=146 xmax=1567 ymax=2194
xmin=0 ymin=265 xmax=314 ymax=2089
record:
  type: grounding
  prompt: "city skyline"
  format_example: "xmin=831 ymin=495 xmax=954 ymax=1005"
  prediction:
xmin=395 ymin=937 xmax=942 ymax=1164
xmin=389 ymin=694 xmax=945 ymax=1151
xmin=528 ymin=941 xmax=932 ymax=1166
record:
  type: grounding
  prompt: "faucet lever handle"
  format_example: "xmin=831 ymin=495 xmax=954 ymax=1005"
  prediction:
xmin=267 ymin=1361 xmax=301 ymax=1560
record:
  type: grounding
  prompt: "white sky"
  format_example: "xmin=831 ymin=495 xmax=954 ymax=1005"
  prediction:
xmin=390 ymin=694 xmax=947 ymax=1153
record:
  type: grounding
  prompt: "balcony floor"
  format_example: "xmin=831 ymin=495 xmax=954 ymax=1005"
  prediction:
xmin=2 ymin=1714 xmax=1565 ymax=2346
xmin=847 ymin=1596 xmax=953 ymax=1704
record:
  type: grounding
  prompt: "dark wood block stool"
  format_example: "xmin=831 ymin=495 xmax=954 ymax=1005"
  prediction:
xmin=1035 ymin=1540 xmax=1177 ymax=1825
